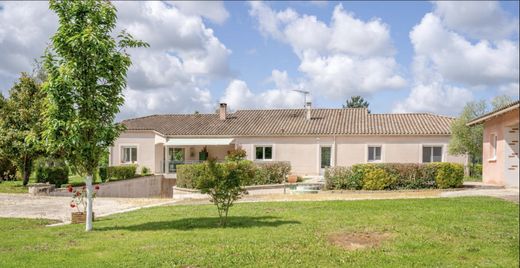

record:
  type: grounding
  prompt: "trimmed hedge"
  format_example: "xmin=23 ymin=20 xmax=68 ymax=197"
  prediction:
xmin=325 ymin=162 xmax=464 ymax=190
xmin=99 ymin=165 xmax=137 ymax=182
xmin=35 ymin=165 xmax=69 ymax=188
xmin=177 ymin=160 xmax=291 ymax=188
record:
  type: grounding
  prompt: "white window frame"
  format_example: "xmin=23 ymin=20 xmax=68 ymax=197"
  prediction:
xmin=367 ymin=145 xmax=382 ymax=162
xmin=421 ymin=145 xmax=444 ymax=163
xmin=254 ymin=145 xmax=273 ymax=161
xmin=489 ymin=133 xmax=497 ymax=161
xmin=120 ymin=145 xmax=138 ymax=164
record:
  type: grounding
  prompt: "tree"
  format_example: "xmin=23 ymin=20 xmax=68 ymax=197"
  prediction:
xmin=197 ymin=160 xmax=254 ymax=227
xmin=0 ymin=73 xmax=45 ymax=185
xmin=449 ymin=95 xmax=515 ymax=168
xmin=42 ymin=0 xmax=148 ymax=231
xmin=448 ymin=100 xmax=487 ymax=164
xmin=343 ymin=96 xmax=370 ymax=112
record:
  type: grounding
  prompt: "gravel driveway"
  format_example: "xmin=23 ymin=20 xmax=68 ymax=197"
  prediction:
xmin=0 ymin=194 xmax=175 ymax=222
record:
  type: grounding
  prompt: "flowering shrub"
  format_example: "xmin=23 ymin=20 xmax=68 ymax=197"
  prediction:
xmin=68 ymin=184 xmax=100 ymax=213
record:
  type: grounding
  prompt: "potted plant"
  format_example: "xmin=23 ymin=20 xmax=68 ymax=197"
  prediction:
xmin=68 ymin=184 xmax=100 ymax=224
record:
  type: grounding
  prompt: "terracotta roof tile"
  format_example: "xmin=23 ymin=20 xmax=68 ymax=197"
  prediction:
xmin=121 ymin=108 xmax=454 ymax=136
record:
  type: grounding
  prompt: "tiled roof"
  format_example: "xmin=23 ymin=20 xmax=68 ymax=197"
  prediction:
xmin=121 ymin=108 xmax=455 ymax=136
xmin=467 ymin=100 xmax=520 ymax=126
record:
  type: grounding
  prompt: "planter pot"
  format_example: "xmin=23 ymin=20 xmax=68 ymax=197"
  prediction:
xmin=71 ymin=212 xmax=95 ymax=224
xmin=287 ymin=175 xmax=298 ymax=183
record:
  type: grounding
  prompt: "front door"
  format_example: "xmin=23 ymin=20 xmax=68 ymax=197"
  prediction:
xmin=167 ymin=147 xmax=185 ymax=173
xmin=320 ymin=146 xmax=332 ymax=175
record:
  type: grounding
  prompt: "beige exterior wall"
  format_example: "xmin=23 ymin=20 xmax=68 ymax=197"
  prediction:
xmin=110 ymin=131 xmax=161 ymax=174
xmin=482 ymin=108 xmax=519 ymax=187
xmin=236 ymin=135 xmax=465 ymax=176
xmin=111 ymin=133 xmax=466 ymax=177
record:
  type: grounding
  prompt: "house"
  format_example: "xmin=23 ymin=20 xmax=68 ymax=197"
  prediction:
xmin=467 ymin=101 xmax=519 ymax=188
xmin=109 ymin=103 xmax=466 ymax=177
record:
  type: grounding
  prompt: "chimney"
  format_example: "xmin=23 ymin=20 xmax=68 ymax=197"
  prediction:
xmin=219 ymin=103 xmax=227 ymax=120
xmin=305 ymin=101 xmax=311 ymax=120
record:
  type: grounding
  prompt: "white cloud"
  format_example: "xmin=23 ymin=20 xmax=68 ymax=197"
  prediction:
xmin=0 ymin=2 xmax=57 ymax=90
xmin=171 ymin=1 xmax=230 ymax=25
xmin=393 ymin=83 xmax=474 ymax=115
xmin=433 ymin=1 xmax=519 ymax=41
xmin=249 ymin=2 xmax=406 ymax=101
xmin=410 ymin=13 xmax=518 ymax=86
xmin=221 ymin=70 xmax=303 ymax=110
xmin=395 ymin=2 xmax=519 ymax=114
xmin=0 ymin=1 xmax=232 ymax=119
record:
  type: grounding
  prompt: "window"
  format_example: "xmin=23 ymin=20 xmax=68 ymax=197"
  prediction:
xmin=490 ymin=134 xmax=497 ymax=160
xmin=422 ymin=146 xmax=442 ymax=163
xmin=255 ymin=146 xmax=272 ymax=160
xmin=121 ymin=146 xmax=137 ymax=163
xmin=368 ymin=146 xmax=382 ymax=162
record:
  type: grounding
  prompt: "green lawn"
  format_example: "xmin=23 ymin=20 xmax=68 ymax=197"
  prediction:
xmin=0 ymin=197 xmax=518 ymax=267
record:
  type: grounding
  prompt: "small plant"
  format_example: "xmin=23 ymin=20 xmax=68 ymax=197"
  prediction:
xmin=141 ymin=166 xmax=150 ymax=176
xmin=196 ymin=160 xmax=253 ymax=226
xmin=68 ymin=184 xmax=100 ymax=213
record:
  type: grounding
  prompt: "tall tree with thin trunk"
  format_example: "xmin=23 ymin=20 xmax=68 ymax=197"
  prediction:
xmin=0 ymin=73 xmax=45 ymax=186
xmin=43 ymin=0 xmax=148 ymax=231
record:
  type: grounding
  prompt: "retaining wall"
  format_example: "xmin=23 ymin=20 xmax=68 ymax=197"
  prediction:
xmin=51 ymin=175 xmax=176 ymax=198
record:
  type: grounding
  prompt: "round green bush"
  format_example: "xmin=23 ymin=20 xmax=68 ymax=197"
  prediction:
xmin=361 ymin=167 xmax=397 ymax=190
xmin=430 ymin=163 xmax=464 ymax=189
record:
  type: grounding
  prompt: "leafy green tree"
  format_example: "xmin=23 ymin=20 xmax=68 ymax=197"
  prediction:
xmin=42 ymin=0 xmax=148 ymax=231
xmin=449 ymin=95 xmax=515 ymax=168
xmin=343 ymin=96 xmax=370 ymax=112
xmin=448 ymin=100 xmax=487 ymax=164
xmin=0 ymin=73 xmax=45 ymax=185
xmin=197 ymin=160 xmax=254 ymax=227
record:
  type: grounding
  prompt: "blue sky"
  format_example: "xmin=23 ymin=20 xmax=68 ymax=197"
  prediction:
xmin=0 ymin=1 xmax=518 ymax=119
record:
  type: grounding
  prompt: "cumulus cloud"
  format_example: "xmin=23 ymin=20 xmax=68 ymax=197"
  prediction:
xmin=220 ymin=70 xmax=304 ymax=110
xmin=394 ymin=1 xmax=519 ymax=114
xmin=249 ymin=2 xmax=406 ymax=100
xmin=433 ymin=1 xmax=519 ymax=41
xmin=393 ymin=83 xmax=474 ymax=115
xmin=0 ymin=2 xmax=57 ymax=90
xmin=0 ymin=1 xmax=232 ymax=120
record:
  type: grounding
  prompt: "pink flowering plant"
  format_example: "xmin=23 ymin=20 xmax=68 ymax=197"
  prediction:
xmin=68 ymin=185 xmax=100 ymax=213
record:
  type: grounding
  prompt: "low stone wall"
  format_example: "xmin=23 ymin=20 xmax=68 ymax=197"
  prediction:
xmin=172 ymin=182 xmax=324 ymax=200
xmin=51 ymin=175 xmax=176 ymax=198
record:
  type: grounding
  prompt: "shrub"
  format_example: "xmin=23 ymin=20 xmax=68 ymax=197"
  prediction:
xmin=226 ymin=149 xmax=247 ymax=162
xmin=469 ymin=163 xmax=482 ymax=179
xmin=253 ymin=161 xmax=291 ymax=185
xmin=0 ymin=158 xmax=17 ymax=181
xmin=324 ymin=166 xmax=361 ymax=190
xmin=176 ymin=163 xmax=207 ymax=188
xmin=35 ymin=165 xmax=69 ymax=188
xmin=362 ymin=166 xmax=397 ymax=190
xmin=99 ymin=166 xmax=108 ymax=182
xmin=196 ymin=160 xmax=253 ymax=226
xmin=430 ymin=162 xmax=464 ymax=189
xmin=141 ymin=166 xmax=150 ymax=176
xmin=110 ymin=165 xmax=137 ymax=181
xmin=379 ymin=163 xmax=436 ymax=189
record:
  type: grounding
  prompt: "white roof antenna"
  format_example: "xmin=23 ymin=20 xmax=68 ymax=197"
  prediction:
xmin=292 ymin=89 xmax=310 ymax=108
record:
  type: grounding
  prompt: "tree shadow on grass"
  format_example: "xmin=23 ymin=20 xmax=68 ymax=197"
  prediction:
xmin=96 ymin=216 xmax=300 ymax=231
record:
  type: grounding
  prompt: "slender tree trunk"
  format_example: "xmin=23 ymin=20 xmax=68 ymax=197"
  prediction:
xmin=464 ymin=153 xmax=470 ymax=177
xmin=22 ymin=158 xmax=32 ymax=186
xmin=85 ymin=173 xmax=94 ymax=231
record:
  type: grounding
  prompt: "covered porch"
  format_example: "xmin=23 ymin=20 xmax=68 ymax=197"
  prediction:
xmin=159 ymin=138 xmax=235 ymax=176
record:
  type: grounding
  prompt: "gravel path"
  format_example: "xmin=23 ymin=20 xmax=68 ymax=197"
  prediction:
xmin=0 ymin=194 xmax=175 ymax=222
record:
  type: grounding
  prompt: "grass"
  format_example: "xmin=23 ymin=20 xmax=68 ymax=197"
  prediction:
xmin=0 ymin=180 xmax=27 ymax=194
xmin=0 ymin=197 xmax=518 ymax=267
